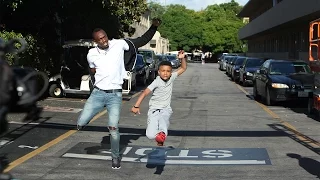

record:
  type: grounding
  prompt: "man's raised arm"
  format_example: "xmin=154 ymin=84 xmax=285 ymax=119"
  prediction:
xmin=130 ymin=18 xmax=161 ymax=48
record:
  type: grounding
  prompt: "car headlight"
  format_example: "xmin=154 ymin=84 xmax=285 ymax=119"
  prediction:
xmin=272 ymin=83 xmax=289 ymax=88
xmin=246 ymin=72 xmax=253 ymax=76
xmin=236 ymin=70 xmax=239 ymax=72
xmin=171 ymin=62 xmax=174 ymax=65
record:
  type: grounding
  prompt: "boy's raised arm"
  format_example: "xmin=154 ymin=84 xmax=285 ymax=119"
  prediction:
xmin=176 ymin=50 xmax=187 ymax=76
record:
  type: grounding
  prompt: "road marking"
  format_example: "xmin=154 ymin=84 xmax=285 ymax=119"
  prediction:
xmin=43 ymin=106 xmax=83 ymax=113
xmin=45 ymin=98 xmax=86 ymax=103
xmin=4 ymin=91 xmax=142 ymax=172
xmin=235 ymin=84 xmax=320 ymax=149
xmin=62 ymin=153 xmax=267 ymax=165
xmin=9 ymin=121 xmax=40 ymax=125
xmin=18 ymin=145 xmax=39 ymax=149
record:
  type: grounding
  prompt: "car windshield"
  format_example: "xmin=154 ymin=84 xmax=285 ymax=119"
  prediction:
xmin=138 ymin=50 xmax=152 ymax=59
xmin=269 ymin=62 xmax=296 ymax=75
xmin=166 ymin=55 xmax=176 ymax=61
xmin=135 ymin=56 xmax=145 ymax=66
xmin=246 ymin=59 xmax=265 ymax=67
xmin=235 ymin=58 xmax=245 ymax=65
xmin=293 ymin=63 xmax=312 ymax=73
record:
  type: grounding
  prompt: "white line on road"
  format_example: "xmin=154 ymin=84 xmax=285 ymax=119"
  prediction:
xmin=62 ymin=153 xmax=267 ymax=165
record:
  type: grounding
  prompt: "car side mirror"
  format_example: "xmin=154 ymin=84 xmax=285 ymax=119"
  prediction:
xmin=256 ymin=69 xmax=260 ymax=74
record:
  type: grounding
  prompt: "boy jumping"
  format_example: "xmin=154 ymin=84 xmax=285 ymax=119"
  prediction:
xmin=131 ymin=50 xmax=187 ymax=146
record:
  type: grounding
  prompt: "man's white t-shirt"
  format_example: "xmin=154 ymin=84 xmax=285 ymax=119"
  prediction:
xmin=87 ymin=39 xmax=129 ymax=90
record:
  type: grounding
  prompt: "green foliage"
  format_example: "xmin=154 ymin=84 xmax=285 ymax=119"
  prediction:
xmin=0 ymin=0 xmax=148 ymax=74
xmin=148 ymin=1 xmax=246 ymax=53
xmin=0 ymin=30 xmax=53 ymax=73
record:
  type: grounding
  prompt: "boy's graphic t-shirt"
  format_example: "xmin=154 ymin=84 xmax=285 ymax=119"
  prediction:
xmin=147 ymin=72 xmax=178 ymax=109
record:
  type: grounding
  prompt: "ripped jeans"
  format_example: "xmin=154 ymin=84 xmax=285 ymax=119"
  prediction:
xmin=77 ymin=88 xmax=122 ymax=158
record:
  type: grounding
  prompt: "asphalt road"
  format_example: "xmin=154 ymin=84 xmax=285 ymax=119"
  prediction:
xmin=1 ymin=63 xmax=320 ymax=180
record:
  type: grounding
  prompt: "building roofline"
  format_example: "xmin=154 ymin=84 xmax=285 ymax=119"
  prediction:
xmin=237 ymin=0 xmax=264 ymax=17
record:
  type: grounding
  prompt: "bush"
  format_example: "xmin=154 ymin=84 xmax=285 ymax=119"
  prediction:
xmin=0 ymin=31 xmax=54 ymax=75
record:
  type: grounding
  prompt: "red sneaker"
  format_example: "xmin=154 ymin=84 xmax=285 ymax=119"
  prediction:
xmin=155 ymin=132 xmax=166 ymax=146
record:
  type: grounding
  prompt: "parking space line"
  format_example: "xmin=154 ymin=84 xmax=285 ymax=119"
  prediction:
xmin=4 ymin=91 xmax=142 ymax=173
xmin=235 ymin=84 xmax=320 ymax=149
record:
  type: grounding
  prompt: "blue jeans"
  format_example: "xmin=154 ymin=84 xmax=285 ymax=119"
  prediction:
xmin=77 ymin=88 xmax=122 ymax=158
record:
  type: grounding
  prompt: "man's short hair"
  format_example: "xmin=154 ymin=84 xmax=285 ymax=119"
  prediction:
xmin=92 ymin=28 xmax=104 ymax=38
xmin=159 ymin=61 xmax=172 ymax=69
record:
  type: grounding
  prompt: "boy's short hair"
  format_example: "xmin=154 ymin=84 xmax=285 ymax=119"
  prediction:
xmin=159 ymin=61 xmax=172 ymax=69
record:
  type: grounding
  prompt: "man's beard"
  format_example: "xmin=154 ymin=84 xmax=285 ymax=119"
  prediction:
xmin=98 ymin=43 xmax=109 ymax=50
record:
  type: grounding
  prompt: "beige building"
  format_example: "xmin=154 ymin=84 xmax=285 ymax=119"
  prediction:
xmin=150 ymin=31 xmax=170 ymax=54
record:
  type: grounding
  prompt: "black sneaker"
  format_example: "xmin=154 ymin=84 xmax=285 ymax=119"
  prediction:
xmin=112 ymin=158 xmax=121 ymax=169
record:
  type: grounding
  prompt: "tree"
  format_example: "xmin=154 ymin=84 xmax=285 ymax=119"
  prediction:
xmin=149 ymin=2 xmax=246 ymax=53
xmin=147 ymin=1 xmax=166 ymax=20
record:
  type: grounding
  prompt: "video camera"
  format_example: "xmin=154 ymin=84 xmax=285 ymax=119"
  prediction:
xmin=0 ymin=38 xmax=49 ymax=136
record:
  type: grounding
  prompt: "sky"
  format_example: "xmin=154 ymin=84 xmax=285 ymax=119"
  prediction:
xmin=148 ymin=0 xmax=249 ymax=11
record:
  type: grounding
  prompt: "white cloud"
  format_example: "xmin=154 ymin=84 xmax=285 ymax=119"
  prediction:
xmin=149 ymin=0 xmax=249 ymax=11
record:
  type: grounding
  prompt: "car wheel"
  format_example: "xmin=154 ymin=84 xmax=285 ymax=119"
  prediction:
xmin=307 ymin=97 xmax=315 ymax=115
xmin=131 ymin=80 xmax=137 ymax=91
xmin=265 ymin=88 xmax=273 ymax=106
xmin=49 ymin=84 xmax=63 ymax=98
xmin=243 ymin=81 xmax=247 ymax=87
xmin=142 ymin=74 xmax=147 ymax=86
xmin=253 ymin=83 xmax=260 ymax=100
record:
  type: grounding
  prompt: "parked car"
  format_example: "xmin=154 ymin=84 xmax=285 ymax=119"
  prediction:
xmin=166 ymin=55 xmax=180 ymax=68
xmin=253 ymin=59 xmax=314 ymax=105
xmin=230 ymin=56 xmax=246 ymax=82
xmin=226 ymin=56 xmax=240 ymax=76
xmin=219 ymin=56 xmax=233 ymax=71
xmin=239 ymin=57 xmax=266 ymax=86
xmin=134 ymin=54 xmax=150 ymax=86
xmin=137 ymin=49 xmax=158 ymax=80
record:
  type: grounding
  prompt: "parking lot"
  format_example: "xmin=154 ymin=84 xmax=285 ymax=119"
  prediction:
xmin=1 ymin=63 xmax=320 ymax=180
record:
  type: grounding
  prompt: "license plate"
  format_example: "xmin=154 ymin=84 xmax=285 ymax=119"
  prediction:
xmin=298 ymin=91 xmax=309 ymax=97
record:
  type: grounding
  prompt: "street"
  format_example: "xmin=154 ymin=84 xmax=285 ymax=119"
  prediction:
xmin=1 ymin=63 xmax=320 ymax=180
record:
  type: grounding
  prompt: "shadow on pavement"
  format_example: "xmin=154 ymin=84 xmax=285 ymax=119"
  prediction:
xmin=269 ymin=124 xmax=320 ymax=155
xmin=34 ymin=122 xmax=288 ymax=137
xmin=287 ymin=153 xmax=320 ymax=179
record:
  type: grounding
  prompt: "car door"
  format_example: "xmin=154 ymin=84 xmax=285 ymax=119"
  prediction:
xmin=255 ymin=61 xmax=267 ymax=94
xmin=239 ymin=58 xmax=247 ymax=82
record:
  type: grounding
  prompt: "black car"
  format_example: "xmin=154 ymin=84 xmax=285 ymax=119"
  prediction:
xmin=253 ymin=60 xmax=314 ymax=105
xmin=239 ymin=57 xmax=266 ymax=86
xmin=166 ymin=55 xmax=180 ymax=68
xmin=230 ymin=56 xmax=246 ymax=82
xmin=134 ymin=54 xmax=150 ymax=86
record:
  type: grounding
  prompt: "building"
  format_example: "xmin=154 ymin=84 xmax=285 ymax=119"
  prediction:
xmin=124 ymin=9 xmax=170 ymax=53
xmin=149 ymin=31 xmax=170 ymax=54
xmin=237 ymin=0 xmax=320 ymax=61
